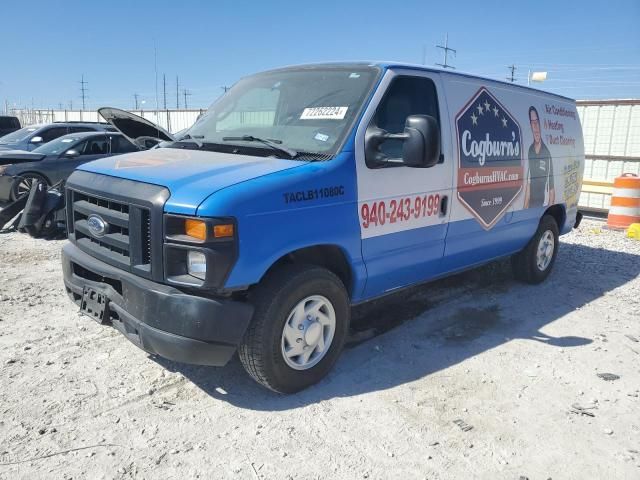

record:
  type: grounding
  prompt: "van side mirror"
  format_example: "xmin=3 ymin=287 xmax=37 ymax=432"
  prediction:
xmin=30 ymin=136 xmax=43 ymax=144
xmin=365 ymin=114 xmax=440 ymax=168
xmin=402 ymin=115 xmax=440 ymax=168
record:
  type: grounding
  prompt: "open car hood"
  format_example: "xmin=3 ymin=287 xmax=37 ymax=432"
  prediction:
xmin=98 ymin=107 xmax=175 ymax=149
xmin=0 ymin=150 xmax=46 ymax=165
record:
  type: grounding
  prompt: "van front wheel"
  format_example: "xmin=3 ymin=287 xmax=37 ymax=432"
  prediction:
xmin=511 ymin=214 xmax=559 ymax=284
xmin=238 ymin=264 xmax=350 ymax=393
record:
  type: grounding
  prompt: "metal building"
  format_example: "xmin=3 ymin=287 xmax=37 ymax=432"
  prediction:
xmin=577 ymin=99 xmax=640 ymax=212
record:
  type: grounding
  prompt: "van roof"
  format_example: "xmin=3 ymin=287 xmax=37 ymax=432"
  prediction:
xmin=263 ymin=61 xmax=575 ymax=103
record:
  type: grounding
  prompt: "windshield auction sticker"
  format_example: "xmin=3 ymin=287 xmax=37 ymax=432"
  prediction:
xmin=455 ymin=87 xmax=524 ymax=229
xmin=300 ymin=106 xmax=348 ymax=120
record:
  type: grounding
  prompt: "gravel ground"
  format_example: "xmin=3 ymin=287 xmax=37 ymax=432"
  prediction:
xmin=0 ymin=219 xmax=639 ymax=480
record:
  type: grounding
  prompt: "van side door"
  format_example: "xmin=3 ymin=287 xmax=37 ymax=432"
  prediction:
xmin=355 ymin=69 xmax=453 ymax=299
xmin=440 ymin=78 xmax=532 ymax=272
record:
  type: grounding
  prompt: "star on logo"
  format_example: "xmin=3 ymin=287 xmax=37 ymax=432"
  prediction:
xmin=477 ymin=104 xmax=484 ymax=115
xmin=471 ymin=112 xmax=478 ymax=125
xmin=484 ymin=100 xmax=491 ymax=111
xmin=501 ymin=116 xmax=508 ymax=127
xmin=493 ymin=106 xmax=499 ymax=117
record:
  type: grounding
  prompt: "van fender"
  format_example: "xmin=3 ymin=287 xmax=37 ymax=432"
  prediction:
xmin=252 ymin=243 xmax=365 ymax=300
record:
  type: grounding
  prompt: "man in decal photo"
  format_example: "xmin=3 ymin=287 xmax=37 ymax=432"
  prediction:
xmin=524 ymin=106 xmax=555 ymax=208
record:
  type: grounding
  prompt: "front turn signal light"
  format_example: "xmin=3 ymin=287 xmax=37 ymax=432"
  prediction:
xmin=213 ymin=224 xmax=234 ymax=238
xmin=185 ymin=219 xmax=207 ymax=240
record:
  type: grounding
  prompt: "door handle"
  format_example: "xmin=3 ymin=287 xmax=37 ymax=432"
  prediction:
xmin=440 ymin=195 xmax=449 ymax=216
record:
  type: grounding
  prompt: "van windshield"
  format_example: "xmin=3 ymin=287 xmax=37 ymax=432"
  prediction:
xmin=183 ymin=66 xmax=379 ymax=158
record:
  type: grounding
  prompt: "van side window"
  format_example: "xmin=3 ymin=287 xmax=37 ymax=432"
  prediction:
xmin=368 ymin=76 xmax=441 ymax=166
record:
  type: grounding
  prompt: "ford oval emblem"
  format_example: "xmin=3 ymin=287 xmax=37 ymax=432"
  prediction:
xmin=87 ymin=214 xmax=108 ymax=237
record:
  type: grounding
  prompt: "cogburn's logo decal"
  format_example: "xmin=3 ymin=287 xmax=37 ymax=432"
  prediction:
xmin=455 ymin=87 xmax=524 ymax=229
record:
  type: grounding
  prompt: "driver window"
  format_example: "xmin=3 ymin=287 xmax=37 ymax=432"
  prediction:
xmin=371 ymin=76 xmax=440 ymax=162
xmin=84 ymin=137 xmax=108 ymax=155
xmin=40 ymin=127 xmax=68 ymax=143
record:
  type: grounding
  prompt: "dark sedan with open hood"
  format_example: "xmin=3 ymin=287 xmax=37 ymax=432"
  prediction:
xmin=0 ymin=131 xmax=139 ymax=202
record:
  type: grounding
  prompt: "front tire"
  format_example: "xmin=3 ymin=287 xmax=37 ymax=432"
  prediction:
xmin=238 ymin=264 xmax=350 ymax=393
xmin=511 ymin=214 xmax=559 ymax=284
xmin=11 ymin=173 xmax=48 ymax=200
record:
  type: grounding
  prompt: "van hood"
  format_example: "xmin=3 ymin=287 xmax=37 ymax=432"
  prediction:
xmin=78 ymin=147 xmax=303 ymax=214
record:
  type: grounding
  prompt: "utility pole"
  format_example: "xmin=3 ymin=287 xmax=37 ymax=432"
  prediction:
xmin=58 ymin=102 xmax=63 ymax=110
xmin=507 ymin=64 xmax=517 ymax=83
xmin=435 ymin=33 xmax=456 ymax=69
xmin=182 ymin=89 xmax=192 ymax=109
xmin=133 ymin=93 xmax=140 ymax=110
xmin=176 ymin=76 xmax=180 ymax=109
xmin=69 ymin=99 xmax=73 ymax=110
xmin=221 ymin=86 xmax=230 ymax=93
xmin=79 ymin=74 xmax=88 ymax=110
xmin=163 ymin=74 xmax=167 ymax=110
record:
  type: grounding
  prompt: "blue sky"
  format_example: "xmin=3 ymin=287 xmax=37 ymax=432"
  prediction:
xmin=2 ymin=0 xmax=638 ymax=110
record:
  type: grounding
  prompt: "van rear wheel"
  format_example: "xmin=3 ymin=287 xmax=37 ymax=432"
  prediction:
xmin=238 ymin=264 xmax=350 ymax=393
xmin=511 ymin=214 xmax=559 ymax=284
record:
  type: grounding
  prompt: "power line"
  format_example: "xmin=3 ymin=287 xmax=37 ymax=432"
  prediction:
xmin=435 ymin=33 xmax=456 ymax=69
xmin=176 ymin=76 xmax=180 ymax=109
xmin=507 ymin=64 xmax=517 ymax=83
xmin=163 ymin=74 xmax=167 ymax=110
xmin=79 ymin=74 xmax=88 ymax=110
xmin=182 ymin=89 xmax=192 ymax=109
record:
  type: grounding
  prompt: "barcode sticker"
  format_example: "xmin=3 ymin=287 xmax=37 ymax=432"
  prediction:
xmin=300 ymin=106 xmax=348 ymax=120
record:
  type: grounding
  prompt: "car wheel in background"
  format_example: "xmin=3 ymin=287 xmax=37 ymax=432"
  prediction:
xmin=11 ymin=173 xmax=48 ymax=200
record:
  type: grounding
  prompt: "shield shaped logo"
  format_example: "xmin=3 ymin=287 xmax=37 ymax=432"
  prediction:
xmin=455 ymin=87 xmax=524 ymax=229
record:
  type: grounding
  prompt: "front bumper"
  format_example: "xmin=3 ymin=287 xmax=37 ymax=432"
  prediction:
xmin=62 ymin=242 xmax=254 ymax=366
xmin=0 ymin=175 xmax=14 ymax=202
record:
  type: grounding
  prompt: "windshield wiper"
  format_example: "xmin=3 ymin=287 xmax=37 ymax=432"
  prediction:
xmin=222 ymin=135 xmax=297 ymax=159
xmin=176 ymin=134 xmax=204 ymax=148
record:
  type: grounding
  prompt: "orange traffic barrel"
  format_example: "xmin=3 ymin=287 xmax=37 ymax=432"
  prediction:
xmin=607 ymin=173 xmax=640 ymax=230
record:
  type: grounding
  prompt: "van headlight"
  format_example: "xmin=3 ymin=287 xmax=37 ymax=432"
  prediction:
xmin=163 ymin=215 xmax=238 ymax=290
xmin=187 ymin=251 xmax=207 ymax=280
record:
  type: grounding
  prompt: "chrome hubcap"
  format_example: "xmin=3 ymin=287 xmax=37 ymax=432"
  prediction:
xmin=536 ymin=230 xmax=555 ymax=271
xmin=281 ymin=295 xmax=336 ymax=370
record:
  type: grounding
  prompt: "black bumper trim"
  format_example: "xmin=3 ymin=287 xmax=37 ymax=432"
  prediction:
xmin=62 ymin=242 xmax=254 ymax=366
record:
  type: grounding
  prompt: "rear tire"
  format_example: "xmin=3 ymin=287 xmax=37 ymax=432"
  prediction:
xmin=511 ymin=214 xmax=559 ymax=284
xmin=238 ymin=264 xmax=350 ymax=393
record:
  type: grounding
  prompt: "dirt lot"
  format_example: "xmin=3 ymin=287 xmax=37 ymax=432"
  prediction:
xmin=0 ymin=219 xmax=639 ymax=479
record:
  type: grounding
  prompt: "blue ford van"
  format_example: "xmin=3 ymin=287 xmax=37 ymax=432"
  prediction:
xmin=62 ymin=63 xmax=585 ymax=392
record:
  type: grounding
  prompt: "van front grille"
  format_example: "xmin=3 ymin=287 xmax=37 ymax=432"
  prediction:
xmin=68 ymin=190 xmax=152 ymax=273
